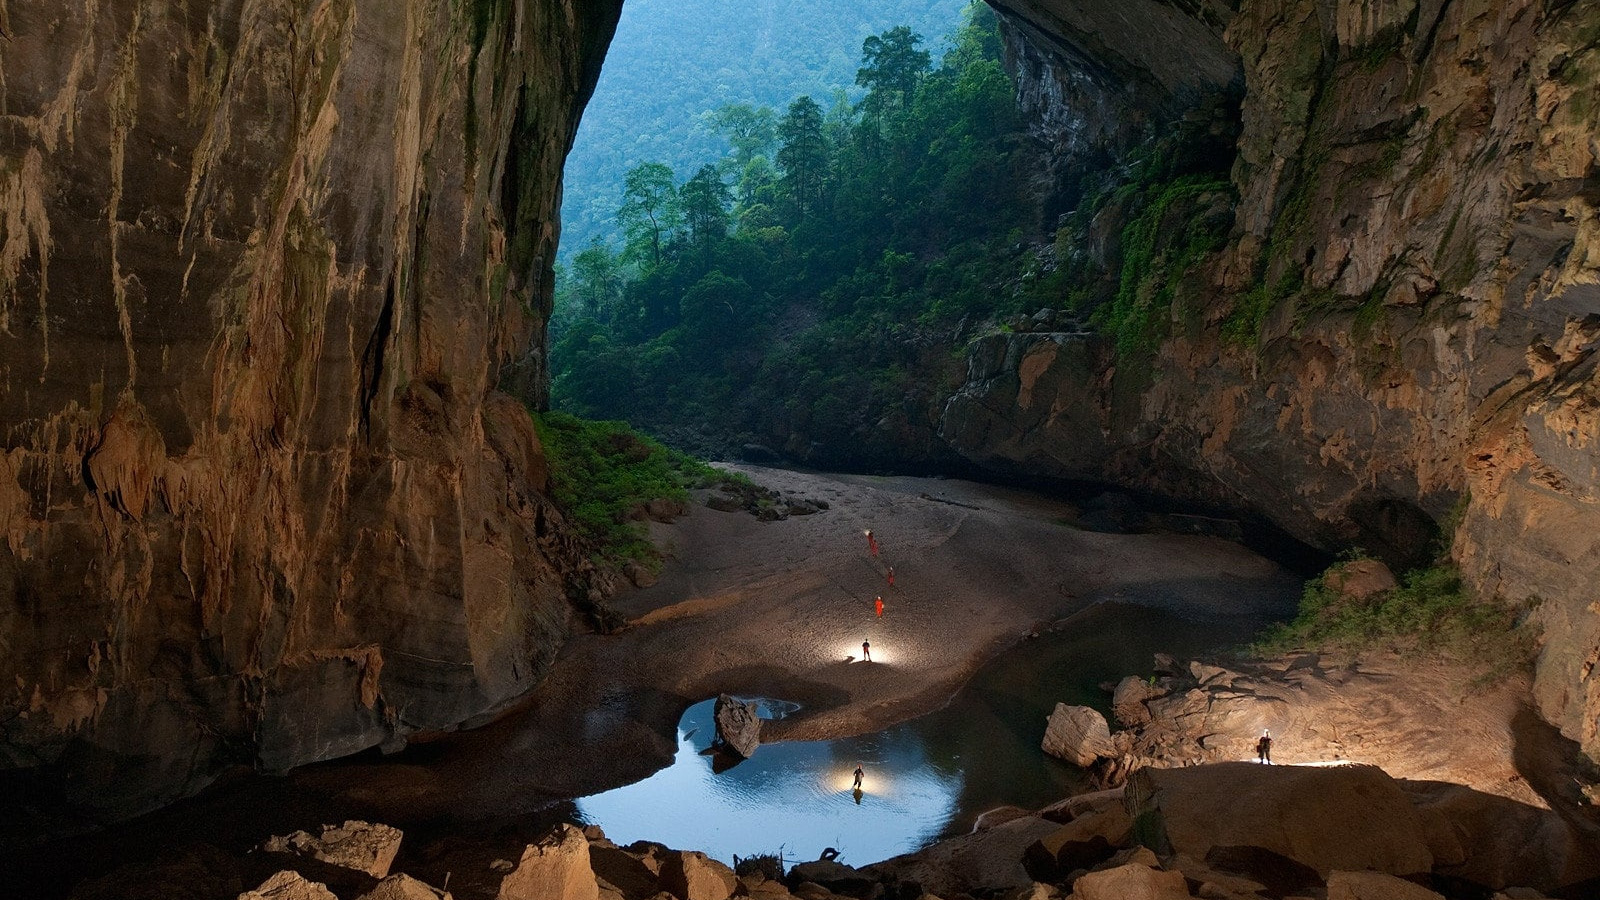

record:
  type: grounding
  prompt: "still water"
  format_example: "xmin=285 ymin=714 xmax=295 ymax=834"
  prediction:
xmin=575 ymin=601 xmax=1271 ymax=868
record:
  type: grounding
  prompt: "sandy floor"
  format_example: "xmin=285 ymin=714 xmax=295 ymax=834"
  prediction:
xmin=283 ymin=467 xmax=1301 ymax=823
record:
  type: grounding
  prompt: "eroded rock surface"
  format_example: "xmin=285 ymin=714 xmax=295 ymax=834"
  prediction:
xmin=0 ymin=0 xmax=624 ymax=816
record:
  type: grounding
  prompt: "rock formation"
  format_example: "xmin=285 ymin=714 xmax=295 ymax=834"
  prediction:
xmin=0 ymin=0 xmax=624 ymax=815
xmin=712 ymin=693 xmax=761 ymax=759
xmin=962 ymin=0 xmax=1600 ymax=764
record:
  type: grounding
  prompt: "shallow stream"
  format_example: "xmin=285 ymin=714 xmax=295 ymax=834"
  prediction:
xmin=574 ymin=600 xmax=1271 ymax=867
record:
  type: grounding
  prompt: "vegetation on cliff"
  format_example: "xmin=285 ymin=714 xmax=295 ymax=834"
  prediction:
xmin=551 ymin=4 xmax=1036 ymax=461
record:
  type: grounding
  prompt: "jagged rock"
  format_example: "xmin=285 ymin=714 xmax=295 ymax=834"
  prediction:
xmin=1128 ymin=764 xmax=1433 ymax=878
xmin=865 ymin=814 xmax=1058 ymax=897
xmin=239 ymin=871 xmax=339 ymax=900
xmin=261 ymin=821 xmax=404 ymax=879
xmin=1039 ymin=788 xmax=1125 ymax=824
xmin=358 ymin=874 xmax=453 ymax=900
xmin=1041 ymin=704 xmax=1115 ymax=766
xmin=590 ymin=845 xmax=662 ymax=900
xmin=713 ymin=694 xmax=762 ymax=759
xmin=660 ymin=851 xmax=737 ymax=900
xmin=497 ymin=825 xmax=600 ymax=900
xmin=1323 ymin=559 xmax=1398 ymax=601
xmin=1188 ymin=662 xmax=1236 ymax=687
xmin=1094 ymin=846 xmax=1159 ymax=871
xmin=1112 ymin=677 xmax=1155 ymax=727
xmin=1069 ymin=863 xmax=1191 ymax=900
xmin=1326 ymin=871 xmax=1444 ymax=900
xmin=1022 ymin=806 xmax=1131 ymax=881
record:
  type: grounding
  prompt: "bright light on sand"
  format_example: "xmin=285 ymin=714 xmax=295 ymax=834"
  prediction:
xmin=838 ymin=639 xmax=896 ymax=665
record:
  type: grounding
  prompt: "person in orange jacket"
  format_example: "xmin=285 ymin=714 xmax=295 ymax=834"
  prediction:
xmin=874 ymin=596 xmax=884 ymax=617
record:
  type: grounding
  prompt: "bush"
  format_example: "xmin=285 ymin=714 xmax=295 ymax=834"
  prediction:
xmin=534 ymin=410 xmax=729 ymax=567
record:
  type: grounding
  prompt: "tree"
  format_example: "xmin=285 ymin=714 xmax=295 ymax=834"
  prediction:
xmin=707 ymin=103 xmax=778 ymax=171
xmin=776 ymin=96 xmax=829 ymax=219
xmin=619 ymin=162 xmax=680 ymax=269
xmin=569 ymin=237 xmax=623 ymax=319
xmin=679 ymin=164 xmax=733 ymax=250
xmin=856 ymin=26 xmax=930 ymax=114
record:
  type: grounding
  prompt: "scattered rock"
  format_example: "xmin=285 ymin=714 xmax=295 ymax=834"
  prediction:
xmin=1069 ymin=863 xmax=1190 ymax=900
xmin=1326 ymin=870 xmax=1444 ymax=900
xmin=239 ymin=871 xmax=339 ymax=900
xmin=1041 ymin=704 xmax=1115 ymax=766
xmin=713 ymin=694 xmax=762 ymax=759
xmin=786 ymin=859 xmax=873 ymax=896
xmin=623 ymin=562 xmax=659 ymax=589
xmin=590 ymin=845 xmax=662 ymax=900
xmin=261 ymin=821 xmax=404 ymax=879
xmin=358 ymin=874 xmax=453 ymax=900
xmin=1128 ymin=763 xmax=1435 ymax=877
xmin=660 ymin=850 xmax=737 ymax=900
xmin=497 ymin=824 xmax=600 ymax=900
xmin=706 ymin=494 xmax=744 ymax=513
xmin=1111 ymin=676 xmax=1155 ymax=727
xmin=1022 ymin=806 xmax=1131 ymax=881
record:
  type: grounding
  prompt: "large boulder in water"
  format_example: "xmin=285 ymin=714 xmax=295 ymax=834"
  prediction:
xmin=1126 ymin=763 xmax=1434 ymax=878
xmin=714 ymin=694 xmax=762 ymax=759
xmin=1041 ymin=703 xmax=1114 ymax=766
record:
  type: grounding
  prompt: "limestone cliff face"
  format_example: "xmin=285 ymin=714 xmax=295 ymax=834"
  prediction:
xmin=957 ymin=0 xmax=1600 ymax=759
xmin=0 ymin=0 xmax=622 ymax=815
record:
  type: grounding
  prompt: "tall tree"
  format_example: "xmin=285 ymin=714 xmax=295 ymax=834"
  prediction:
xmin=619 ymin=161 xmax=680 ymax=269
xmin=707 ymin=103 xmax=778 ymax=170
xmin=680 ymin=164 xmax=733 ymax=249
xmin=856 ymin=26 xmax=930 ymax=114
xmin=776 ymin=96 xmax=829 ymax=219
xmin=570 ymin=238 xmax=624 ymax=318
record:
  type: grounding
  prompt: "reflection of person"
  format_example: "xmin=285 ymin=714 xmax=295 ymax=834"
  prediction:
xmin=853 ymin=764 xmax=864 ymax=789
xmin=853 ymin=787 xmax=864 ymax=805
xmin=874 ymin=596 xmax=884 ymax=617
xmin=1256 ymin=729 xmax=1273 ymax=764
xmin=862 ymin=640 xmax=871 ymax=662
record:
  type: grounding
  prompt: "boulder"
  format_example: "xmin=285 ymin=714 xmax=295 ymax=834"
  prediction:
xmin=358 ymin=874 xmax=453 ymax=900
xmin=1201 ymin=846 xmax=1323 ymax=898
xmin=1041 ymin=704 xmax=1114 ymax=766
xmin=590 ymin=845 xmax=662 ymax=900
xmin=786 ymin=859 xmax=874 ymax=896
xmin=1022 ymin=805 xmax=1131 ymax=881
xmin=1112 ymin=677 xmax=1155 ymax=727
xmin=1326 ymin=871 xmax=1445 ymax=900
xmin=974 ymin=805 xmax=1034 ymax=830
xmin=261 ymin=821 xmax=404 ymax=879
xmin=660 ymin=851 xmax=737 ymax=900
xmin=1323 ymin=559 xmax=1397 ymax=601
xmin=714 ymin=694 xmax=762 ymax=759
xmin=1127 ymin=764 xmax=1434 ymax=878
xmin=1070 ymin=863 xmax=1191 ymax=900
xmin=498 ymin=824 xmax=601 ymax=900
xmin=239 ymin=871 xmax=339 ymax=900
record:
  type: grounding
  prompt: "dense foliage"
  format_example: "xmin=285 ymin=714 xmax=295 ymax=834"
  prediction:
xmin=551 ymin=5 xmax=1037 ymax=461
xmin=534 ymin=411 xmax=727 ymax=567
xmin=561 ymin=0 xmax=969 ymax=259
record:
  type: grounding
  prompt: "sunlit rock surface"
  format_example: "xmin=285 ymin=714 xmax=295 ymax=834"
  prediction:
xmin=0 ymin=0 xmax=623 ymax=814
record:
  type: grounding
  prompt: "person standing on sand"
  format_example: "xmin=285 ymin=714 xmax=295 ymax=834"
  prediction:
xmin=887 ymin=566 xmax=895 ymax=588
xmin=865 ymin=529 xmax=879 ymax=557
xmin=874 ymin=596 xmax=884 ymax=617
xmin=862 ymin=640 xmax=872 ymax=662
xmin=1257 ymin=729 xmax=1273 ymax=764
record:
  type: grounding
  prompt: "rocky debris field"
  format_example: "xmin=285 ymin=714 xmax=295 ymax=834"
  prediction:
xmin=63 ymin=756 xmax=1600 ymax=900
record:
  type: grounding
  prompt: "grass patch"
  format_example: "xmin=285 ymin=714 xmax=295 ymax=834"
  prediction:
xmin=534 ymin=410 xmax=729 ymax=568
xmin=1255 ymin=561 xmax=1535 ymax=683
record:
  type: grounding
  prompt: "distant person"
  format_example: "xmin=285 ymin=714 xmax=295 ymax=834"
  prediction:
xmin=887 ymin=566 xmax=895 ymax=588
xmin=874 ymin=596 xmax=884 ymax=617
xmin=853 ymin=763 xmax=864 ymax=789
xmin=1257 ymin=729 xmax=1273 ymax=764
xmin=862 ymin=640 xmax=872 ymax=662
xmin=865 ymin=529 xmax=879 ymax=557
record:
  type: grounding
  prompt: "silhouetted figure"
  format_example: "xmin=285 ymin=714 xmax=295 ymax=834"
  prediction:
xmin=887 ymin=566 xmax=895 ymax=587
xmin=1257 ymin=729 xmax=1273 ymax=764
xmin=874 ymin=596 xmax=884 ymax=617
xmin=862 ymin=640 xmax=872 ymax=662
xmin=865 ymin=529 xmax=879 ymax=557
xmin=853 ymin=763 xmax=864 ymax=789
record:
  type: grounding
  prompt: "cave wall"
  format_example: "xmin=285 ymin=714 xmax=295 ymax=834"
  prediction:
xmin=0 ymin=0 xmax=622 ymax=816
xmin=961 ymin=0 xmax=1600 ymax=758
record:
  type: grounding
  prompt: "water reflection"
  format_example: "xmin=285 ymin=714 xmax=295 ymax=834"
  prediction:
xmin=577 ymin=698 xmax=962 ymax=866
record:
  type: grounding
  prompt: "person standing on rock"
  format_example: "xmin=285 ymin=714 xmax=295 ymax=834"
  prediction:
xmin=862 ymin=640 xmax=872 ymax=662
xmin=874 ymin=595 xmax=885 ymax=617
xmin=865 ymin=529 xmax=879 ymax=557
xmin=1256 ymin=729 xmax=1273 ymax=764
